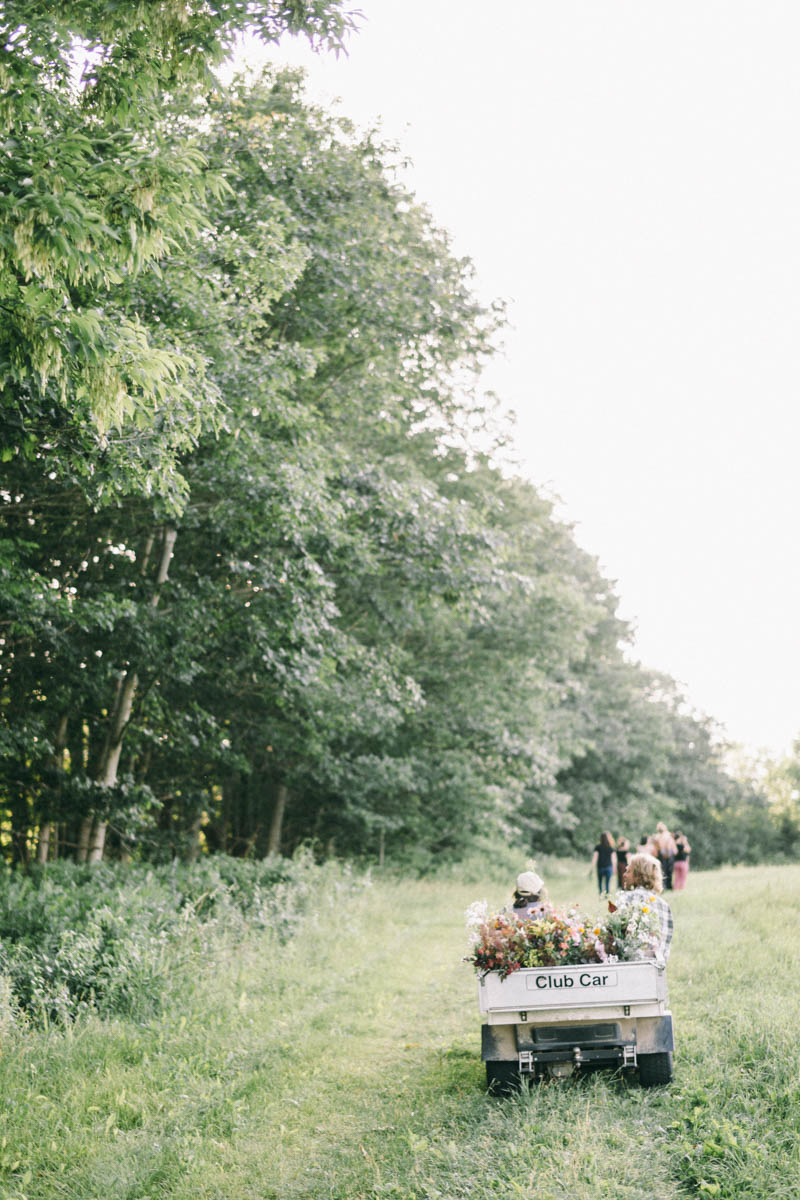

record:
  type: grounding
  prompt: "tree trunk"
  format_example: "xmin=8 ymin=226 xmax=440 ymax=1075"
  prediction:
xmin=76 ymin=816 xmax=92 ymax=863
xmin=95 ymin=668 xmax=138 ymax=787
xmin=88 ymin=527 xmax=176 ymax=864
xmin=87 ymin=818 xmax=107 ymax=863
xmin=39 ymin=712 xmax=68 ymax=863
xmin=11 ymin=797 xmax=29 ymax=863
xmin=378 ymin=827 xmax=385 ymax=868
xmin=267 ymin=782 xmax=288 ymax=857
xmin=36 ymin=823 xmax=51 ymax=864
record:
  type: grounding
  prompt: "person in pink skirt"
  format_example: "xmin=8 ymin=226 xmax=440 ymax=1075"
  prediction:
xmin=672 ymin=831 xmax=691 ymax=890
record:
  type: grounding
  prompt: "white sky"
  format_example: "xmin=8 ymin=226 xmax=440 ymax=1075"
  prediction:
xmin=235 ymin=2 xmax=800 ymax=757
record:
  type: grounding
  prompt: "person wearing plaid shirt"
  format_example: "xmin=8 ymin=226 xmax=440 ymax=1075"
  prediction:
xmin=617 ymin=853 xmax=674 ymax=963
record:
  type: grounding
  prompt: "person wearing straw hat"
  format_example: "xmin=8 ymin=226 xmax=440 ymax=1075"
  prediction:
xmin=510 ymin=870 xmax=550 ymax=921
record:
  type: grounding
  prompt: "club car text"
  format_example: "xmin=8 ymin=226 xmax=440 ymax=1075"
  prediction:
xmin=527 ymin=970 xmax=617 ymax=990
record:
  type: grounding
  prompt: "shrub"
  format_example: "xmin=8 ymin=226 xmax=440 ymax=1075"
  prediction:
xmin=0 ymin=851 xmax=367 ymax=1024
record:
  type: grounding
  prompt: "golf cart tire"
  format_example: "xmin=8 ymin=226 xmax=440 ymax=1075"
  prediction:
xmin=638 ymin=1051 xmax=673 ymax=1087
xmin=486 ymin=1060 xmax=522 ymax=1096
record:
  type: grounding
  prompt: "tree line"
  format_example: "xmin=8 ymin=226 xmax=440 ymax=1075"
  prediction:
xmin=1 ymin=2 xmax=796 ymax=871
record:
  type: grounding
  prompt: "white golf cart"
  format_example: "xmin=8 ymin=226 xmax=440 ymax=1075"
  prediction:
xmin=479 ymin=958 xmax=674 ymax=1093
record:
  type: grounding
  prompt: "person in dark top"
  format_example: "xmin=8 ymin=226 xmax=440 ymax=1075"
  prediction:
xmin=590 ymin=831 xmax=617 ymax=896
xmin=616 ymin=836 xmax=631 ymax=888
xmin=672 ymin=831 xmax=692 ymax=890
xmin=510 ymin=870 xmax=550 ymax=921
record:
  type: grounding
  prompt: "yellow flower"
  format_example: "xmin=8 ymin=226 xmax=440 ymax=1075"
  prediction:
xmin=642 ymin=905 xmax=649 ymax=913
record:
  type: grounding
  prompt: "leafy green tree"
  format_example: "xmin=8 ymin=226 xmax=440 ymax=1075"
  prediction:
xmin=135 ymin=71 xmax=506 ymax=859
xmin=1 ymin=0 xmax=352 ymax=507
xmin=1 ymin=65 xmax=500 ymax=861
xmin=1 ymin=14 xmax=351 ymax=860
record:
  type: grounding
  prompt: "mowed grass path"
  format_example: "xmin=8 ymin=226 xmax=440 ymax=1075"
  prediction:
xmin=2 ymin=862 xmax=800 ymax=1199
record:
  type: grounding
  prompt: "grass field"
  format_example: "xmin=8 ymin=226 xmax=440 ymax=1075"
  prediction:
xmin=2 ymin=860 xmax=800 ymax=1199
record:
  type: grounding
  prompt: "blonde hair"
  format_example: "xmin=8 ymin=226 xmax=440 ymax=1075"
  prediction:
xmin=625 ymin=852 xmax=663 ymax=893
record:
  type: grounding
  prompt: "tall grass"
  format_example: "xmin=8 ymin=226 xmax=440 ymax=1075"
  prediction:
xmin=0 ymin=860 xmax=798 ymax=1198
xmin=0 ymin=852 xmax=362 ymax=1024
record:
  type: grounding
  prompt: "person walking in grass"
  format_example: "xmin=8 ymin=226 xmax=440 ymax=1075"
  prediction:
xmin=591 ymin=831 xmax=617 ymax=896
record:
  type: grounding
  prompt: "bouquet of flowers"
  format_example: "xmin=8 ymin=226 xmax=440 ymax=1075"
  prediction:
xmin=601 ymin=893 xmax=663 ymax=962
xmin=465 ymin=900 xmax=606 ymax=979
xmin=465 ymin=892 xmax=662 ymax=979
xmin=463 ymin=904 xmax=535 ymax=979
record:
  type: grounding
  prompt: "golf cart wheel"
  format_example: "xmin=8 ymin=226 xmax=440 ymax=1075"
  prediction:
xmin=638 ymin=1051 xmax=673 ymax=1087
xmin=485 ymin=1060 xmax=522 ymax=1096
